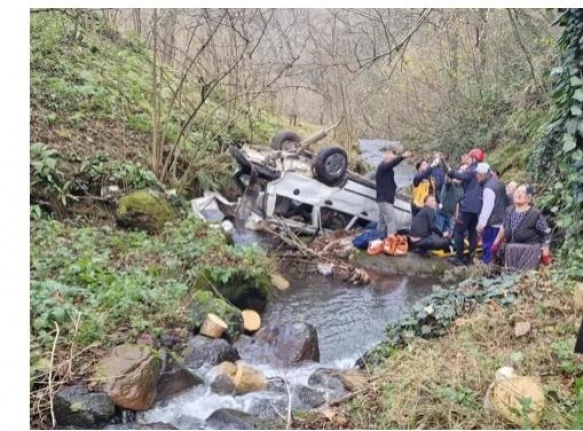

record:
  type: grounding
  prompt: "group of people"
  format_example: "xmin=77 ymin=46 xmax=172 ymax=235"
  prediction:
xmin=374 ymin=146 xmax=552 ymax=271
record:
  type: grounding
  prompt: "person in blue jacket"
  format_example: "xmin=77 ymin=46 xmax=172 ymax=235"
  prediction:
xmin=446 ymin=148 xmax=484 ymax=266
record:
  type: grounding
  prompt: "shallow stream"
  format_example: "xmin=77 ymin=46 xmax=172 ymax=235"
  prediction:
xmin=137 ymin=139 xmax=432 ymax=429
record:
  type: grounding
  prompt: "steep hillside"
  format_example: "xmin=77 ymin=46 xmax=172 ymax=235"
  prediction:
xmin=30 ymin=11 xmax=305 ymax=217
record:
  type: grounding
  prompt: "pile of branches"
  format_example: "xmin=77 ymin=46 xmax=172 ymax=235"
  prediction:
xmin=261 ymin=221 xmax=370 ymax=285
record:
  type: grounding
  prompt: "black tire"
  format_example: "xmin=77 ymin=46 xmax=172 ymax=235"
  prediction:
xmin=313 ymin=147 xmax=348 ymax=186
xmin=270 ymin=130 xmax=302 ymax=150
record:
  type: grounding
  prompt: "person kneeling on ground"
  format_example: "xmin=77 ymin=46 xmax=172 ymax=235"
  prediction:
xmin=491 ymin=184 xmax=551 ymax=271
xmin=409 ymin=195 xmax=451 ymax=255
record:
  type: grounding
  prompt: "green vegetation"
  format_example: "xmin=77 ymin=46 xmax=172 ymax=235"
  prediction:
xmin=30 ymin=216 xmax=269 ymax=371
xmin=531 ymin=8 xmax=583 ymax=279
xmin=30 ymin=10 xmax=289 ymax=203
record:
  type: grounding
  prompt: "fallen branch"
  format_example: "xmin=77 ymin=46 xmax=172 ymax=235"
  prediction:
xmin=261 ymin=220 xmax=371 ymax=284
xmin=48 ymin=322 xmax=60 ymax=428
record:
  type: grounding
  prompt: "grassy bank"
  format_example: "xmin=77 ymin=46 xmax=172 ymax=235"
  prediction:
xmin=30 ymin=216 xmax=271 ymax=427
xmin=293 ymin=270 xmax=582 ymax=430
xmin=30 ymin=10 xmax=305 ymax=205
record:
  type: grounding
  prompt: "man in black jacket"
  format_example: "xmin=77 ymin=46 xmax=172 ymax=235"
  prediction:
xmin=409 ymin=195 xmax=451 ymax=253
xmin=376 ymin=148 xmax=412 ymax=234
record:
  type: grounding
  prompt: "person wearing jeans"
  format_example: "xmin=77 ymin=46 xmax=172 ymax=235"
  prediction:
xmin=446 ymin=149 xmax=484 ymax=266
xmin=475 ymin=162 xmax=509 ymax=264
xmin=375 ymin=148 xmax=412 ymax=234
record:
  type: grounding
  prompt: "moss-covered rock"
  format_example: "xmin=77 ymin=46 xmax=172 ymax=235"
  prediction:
xmin=189 ymin=290 xmax=244 ymax=341
xmin=116 ymin=189 xmax=177 ymax=234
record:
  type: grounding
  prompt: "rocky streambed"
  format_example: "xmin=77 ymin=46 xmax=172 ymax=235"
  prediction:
xmin=52 ymin=261 xmax=436 ymax=430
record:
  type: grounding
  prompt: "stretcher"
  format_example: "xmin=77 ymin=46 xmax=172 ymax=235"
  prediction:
xmin=430 ymin=239 xmax=483 ymax=258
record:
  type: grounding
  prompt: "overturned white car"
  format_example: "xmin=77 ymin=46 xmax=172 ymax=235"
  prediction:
xmin=193 ymin=125 xmax=411 ymax=235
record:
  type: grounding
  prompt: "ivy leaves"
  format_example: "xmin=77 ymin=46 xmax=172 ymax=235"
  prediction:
xmin=535 ymin=8 xmax=583 ymax=278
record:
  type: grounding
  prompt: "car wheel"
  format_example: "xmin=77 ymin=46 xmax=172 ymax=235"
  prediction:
xmin=313 ymin=147 xmax=348 ymax=186
xmin=270 ymin=130 xmax=302 ymax=150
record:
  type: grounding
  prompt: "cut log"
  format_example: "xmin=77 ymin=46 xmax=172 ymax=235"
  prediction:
xmin=233 ymin=362 xmax=267 ymax=394
xmin=199 ymin=313 xmax=228 ymax=339
xmin=242 ymin=309 xmax=261 ymax=332
xmin=270 ymin=273 xmax=290 ymax=291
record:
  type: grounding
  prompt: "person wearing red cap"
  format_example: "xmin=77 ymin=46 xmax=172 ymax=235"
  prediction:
xmin=445 ymin=148 xmax=484 ymax=266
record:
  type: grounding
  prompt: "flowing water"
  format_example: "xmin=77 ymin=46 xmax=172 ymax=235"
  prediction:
xmin=138 ymin=139 xmax=433 ymax=429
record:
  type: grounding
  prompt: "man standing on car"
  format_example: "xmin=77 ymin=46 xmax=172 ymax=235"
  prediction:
xmin=376 ymin=148 xmax=412 ymax=235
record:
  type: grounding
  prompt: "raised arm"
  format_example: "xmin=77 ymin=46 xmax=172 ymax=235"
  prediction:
xmin=413 ymin=167 xmax=433 ymax=187
xmin=377 ymin=155 xmax=405 ymax=172
xmin=447 ymin=168 xmax=475 ymax=183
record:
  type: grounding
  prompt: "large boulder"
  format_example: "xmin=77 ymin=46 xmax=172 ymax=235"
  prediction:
xmin=205 ymin=408 xmax=258 ymax=430
xmin=92 ymin=344 xmax=162 ymax=411
xmin=53 ymin=385 xmax=116 ymax=428
xmin=189 ymin=290 xmax=244 ymax=341
xmin=182 ymin=335 xmax=239 ymax=369
xmin=235 ymin=321 xmax=320 ymax=366
xmin=154 ymin=350 xmax=203 ymax=402
xmin=116 ymin=189 xmax=177 ymax=234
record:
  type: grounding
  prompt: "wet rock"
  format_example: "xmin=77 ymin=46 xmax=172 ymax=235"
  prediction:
xmin=266 ymin=377 xmax=286 ymax=393
xmin=53 ymin=385 xmax=116 ymax=428
xmin=249 ymin=399 xmax=288 ymax=421
xmin=172 ymin=415 xmax=204 ymax=430
xmin=189 ymin=291 xmax=244 ymax=341
xmin=307 ymin=368 xmax=349 ymax=403
xmin=182 ymin=335 xmax=239 ymax=369
xmin=116 ymin=189 xmax=177 ymax=234
xmin=210 ymin=374 xmax=236 ymax=395
xmin=205 ymin=408 xmax=257 ymax=430
xmin=291 ymin=385 xmax=326 ymax=410
xmin=93 ymin=344 xmax=162 ymax=411
xmin=103 ymin=423 xmax=178 ymax=430
xmin=155 ymin=349 xmax=203 ymax=402
xmin=308 ymin=368 xmax=345 ymax=392
xmin=235 ymin=321 xmax=320 ymax=366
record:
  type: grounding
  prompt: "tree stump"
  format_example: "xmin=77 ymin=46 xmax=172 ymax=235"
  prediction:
xmin=199 ymin=313 xmax=228 ymax=339
xmin=242 ymin=309 xmax=261 ymax=333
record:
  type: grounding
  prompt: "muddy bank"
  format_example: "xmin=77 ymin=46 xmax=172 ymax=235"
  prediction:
xmin=352 ymin=252 xmax=450 ymax=277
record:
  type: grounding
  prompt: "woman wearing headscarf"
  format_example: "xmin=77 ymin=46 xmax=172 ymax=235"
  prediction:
xmin=491 ymin=184 xmax=551 ymax=271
